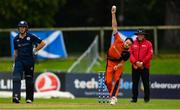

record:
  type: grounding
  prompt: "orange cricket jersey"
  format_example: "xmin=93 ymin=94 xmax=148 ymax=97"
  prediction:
xmin=108 ymin=32 xmax=124 ymax=59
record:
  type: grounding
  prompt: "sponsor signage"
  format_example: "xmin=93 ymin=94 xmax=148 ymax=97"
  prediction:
xmin=150 ymin=75 xmax=180 ymax=99
xmin=0 ymin=72 xmax=65 ymax=92
xmin=65 ymin=74 xmax=98 ymax=97
xmin=35 ymin=72 xmax=65 ymax=92
xmin=0 ymin=72 xmax=179 ymax=99
xmin=65 ymin=73 xmax=180 ymax=99
xmin=35 ymin=72 xmax=61 ymax=92
xmin=64 ymin=73 xmax=133 ymax=97
xmin=0 ymin=73 xmax=26 ymax=91
xmin=65 ymin=74 xmax=133 ymax=97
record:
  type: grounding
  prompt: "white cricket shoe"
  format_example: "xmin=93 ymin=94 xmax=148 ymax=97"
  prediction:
xmin=26 ymin=99 xmax=32 ymax=103
xmin=110 ymin=96 xmax=117 ymax=105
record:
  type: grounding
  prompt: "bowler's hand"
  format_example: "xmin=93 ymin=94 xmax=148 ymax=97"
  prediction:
xmin=114 ymin=65 xmax=118 ymax=71
xmin=111 ymin=5 xmax=116 ymax=14
xmin=113 ymin=63 xmax=123 ymax=71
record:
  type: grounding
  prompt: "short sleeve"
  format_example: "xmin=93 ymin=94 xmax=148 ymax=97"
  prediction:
xmin=113 ymin=31 xmax=123 ymax=43
xmin=32 ymin=34 xmax=42 ymax=44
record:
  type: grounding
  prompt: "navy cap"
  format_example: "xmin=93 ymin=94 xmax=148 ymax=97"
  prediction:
xmin=17 ymin=21 xmax=28 ymax=27
xmin=134 ymin=29 xmax=147 ymax=35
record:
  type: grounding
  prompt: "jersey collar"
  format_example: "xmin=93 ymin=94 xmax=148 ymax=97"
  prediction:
xmin=18 ymin=33 xmax=27 ymax=39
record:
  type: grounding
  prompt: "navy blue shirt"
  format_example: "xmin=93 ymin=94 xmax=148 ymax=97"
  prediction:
xmin=13 ymin=32 xmax=42 ymax=63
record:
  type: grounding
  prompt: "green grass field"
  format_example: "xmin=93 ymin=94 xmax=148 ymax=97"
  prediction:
xmin=0 ymin=58 xmax=75 ymax=73
xmin=0 ymin=98 xmax=180 ymax=110
xmin=1 ymin=57 xmax=180 ymax=74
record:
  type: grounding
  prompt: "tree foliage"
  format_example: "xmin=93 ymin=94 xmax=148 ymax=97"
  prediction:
xmin=163 ymin=0 xmax=180 ymax=49
xmin=55 ymin=0 xmax=167 ymax=26
xmin=0 ymin=0 xmax=179 ymax=28
xmin=0 ymin=0 xmax=66 ymax=28
xmin=54 ymin=0 xmax=112 ymax=27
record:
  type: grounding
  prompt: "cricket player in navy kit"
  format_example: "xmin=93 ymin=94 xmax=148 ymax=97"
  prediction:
xmin=12 ymin=21 xmax=46 ymax=103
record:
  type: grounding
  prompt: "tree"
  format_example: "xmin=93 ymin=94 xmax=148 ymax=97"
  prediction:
xmin=54 ymin=0 xmax=112 ymax=27
xmin=163 ymin=0 xmax=180 ymax=50
xmin=0 ymin=0 xmax=66 ymax=28
xmin=123 ymin=0 xmax=166 ymax=25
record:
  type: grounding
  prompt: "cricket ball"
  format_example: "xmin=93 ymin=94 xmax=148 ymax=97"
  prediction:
xmin=112 ymin=5 xmax=116 ymax=10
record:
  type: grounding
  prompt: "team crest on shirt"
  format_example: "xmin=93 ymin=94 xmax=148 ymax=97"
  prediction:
xmin=27 ymin=37 xmax=30 ymax=40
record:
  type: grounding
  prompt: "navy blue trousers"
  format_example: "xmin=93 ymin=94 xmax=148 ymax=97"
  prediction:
xmin=12 ymin=60 xmax=34 ymax=101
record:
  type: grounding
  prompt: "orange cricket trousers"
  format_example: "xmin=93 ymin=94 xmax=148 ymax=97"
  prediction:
xmin=105 ymin=59 xmax=123 ymax=97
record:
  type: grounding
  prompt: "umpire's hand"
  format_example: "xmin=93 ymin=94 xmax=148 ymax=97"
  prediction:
xmin=135 ymin=61 xmax=144 ymax=69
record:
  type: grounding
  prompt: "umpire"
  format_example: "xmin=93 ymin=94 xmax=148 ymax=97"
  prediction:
xmin=129 ymin=29 xmax=153 ymax=103
xmin=12 ymin=21 xmax=45 ymax=103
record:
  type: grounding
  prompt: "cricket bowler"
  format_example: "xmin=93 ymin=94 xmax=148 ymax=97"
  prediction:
xmin=105 ymin=5 xmax=133 ymax=105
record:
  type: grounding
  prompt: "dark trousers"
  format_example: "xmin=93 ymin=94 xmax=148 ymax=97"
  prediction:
xmin=13 ymin=61 xmax=34 ymax=101
xmin=132 ymin=67 xmax=150 ymax=100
